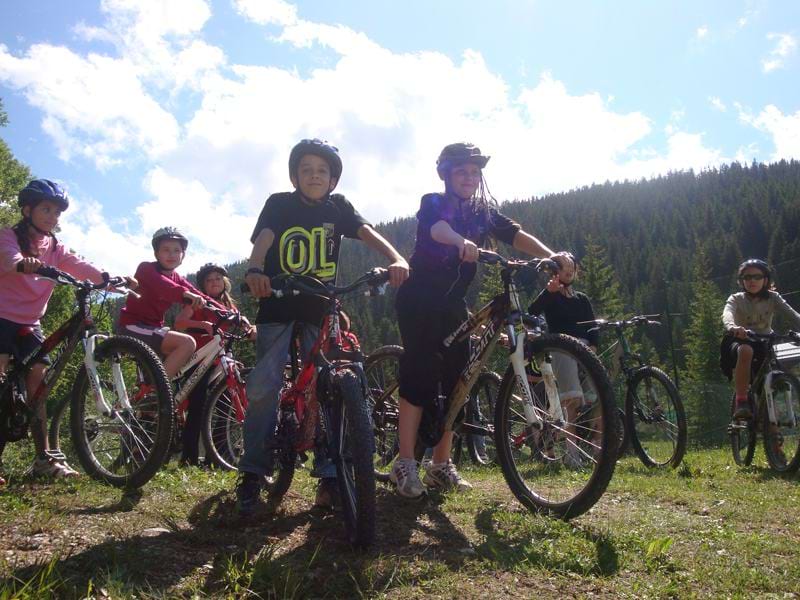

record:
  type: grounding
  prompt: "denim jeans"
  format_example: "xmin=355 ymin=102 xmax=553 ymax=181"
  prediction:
xmin=238 ymin=321 xmax=336 ymax=478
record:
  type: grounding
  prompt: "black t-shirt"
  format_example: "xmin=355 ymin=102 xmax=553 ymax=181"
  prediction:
xmin=405 ymin=193 xmax=520 ymax=300
xmin=250 ymin=191 xmax=369 ymax=324
xmin=528 ymin=289 xmax=598 ymax=346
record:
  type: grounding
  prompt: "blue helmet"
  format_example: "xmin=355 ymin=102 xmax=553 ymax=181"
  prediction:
xmin=18 ymin=179 xmax=69 ymax=211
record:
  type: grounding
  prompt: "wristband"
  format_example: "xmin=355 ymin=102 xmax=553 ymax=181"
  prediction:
xmin=246 ymin=267 xmax=264 ymax=276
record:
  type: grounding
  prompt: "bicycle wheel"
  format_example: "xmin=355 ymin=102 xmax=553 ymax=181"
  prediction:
xmin=364 ymin=345 xmax=402 ymax=482
xmin=327 ymin=369 xmax=376 ymax=548
xmin=729 ymin=393 xmax=756 ymax=466
xmin=466 ymin=371 xmax=501 ymax=465
xmin=70 ymin=336 xmax=173 ymax=488
xmin=202 ymin=381 xmax=245 ymax=470
xmin=762 ymin=372 xmax=800 ymax=473
xmin=626 ymin=367 xmax=687 ymax=468
xmin=494 ymin=334 xmax=617 ymax=520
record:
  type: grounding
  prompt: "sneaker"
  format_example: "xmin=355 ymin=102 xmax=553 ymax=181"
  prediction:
xmin=733 ymin=399 xmax=752 ymax=420
xmin=390 ymin=458 xmax=425 ymax=498
xmin=235 ymin=471 xmax=262 ymax=517
xmin=314 ymin=477 xmax=339 ymax=509
xmin=29 ymin=452 xmax=80 ymax=479
xmin=423 ymin=460 xmax=473 ymax=492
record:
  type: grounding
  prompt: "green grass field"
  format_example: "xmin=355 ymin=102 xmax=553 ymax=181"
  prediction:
xmin=2 ymin=442 xmax=799 ymax=599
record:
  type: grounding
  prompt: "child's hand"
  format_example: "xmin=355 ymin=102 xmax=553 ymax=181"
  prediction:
xmin=19 ymin=257 xmax=43 ymax=274
xmin=246 ymin=272 xmax=272 ymax=298
xmin=200 ymin=321 xmax=214 ymax=336
xmin=460 ymin=239 xmax=479 ymax=263
xmin=183 ymin=291 xmax=205 ymax=310
xmin=546 ymin=276 xmax=563 ymax=293
xmin=124 ymin=276 xmax=138 ymax=290
xmin=247 ymin=326 xmax=258 ymax=341
xmin=388 ymin=258 xmax=410 ymax=287
xmin=732 ymin=326 xmax=748 ymax=339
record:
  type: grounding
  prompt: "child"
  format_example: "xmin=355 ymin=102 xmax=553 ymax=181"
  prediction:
xmin=528 ymin=251 xmax=599 ymax=466
xmin=116 ymin=227 xmax=211 ymax=379
xmin=238 ymin=138 xmax=409 ymax=516
xmin=174 ymin=263 xmax=253 ymax=466
xmin=0 ymin=179 xmax=135 ymax=480
xmin=390 ymin=143 xmax=554 ymax=498
xmin=721 ymin=259 xmax=800 ymax=420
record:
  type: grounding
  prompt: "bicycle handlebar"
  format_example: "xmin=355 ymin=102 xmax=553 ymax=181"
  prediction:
xmin=477 ymin=249 xmax=560 ymax=275
xmin=577 ymin=314 xmax=662 ymax=333
xmin=19 ymin=263 xmax=140 ymax=298
xmin=241 ymin=268 xmax=390 ymax=300
xmin=744 ymin=330 xmax=800 ymax=345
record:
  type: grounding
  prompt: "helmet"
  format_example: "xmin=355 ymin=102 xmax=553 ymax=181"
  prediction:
xmin=196 ymin=262 xmax=227 ymax=286
xmin=737 ymin=258 xmax=771 ymax=280
xmin=436 ymin=143 xmax=490 ymax=180
xmin=18 ymin=179 xmax=69 ymax=211
xmin=288 ymin=138 xmax=343 ymax=181
xmin=152 ymin=226 xmax=188 ymax=251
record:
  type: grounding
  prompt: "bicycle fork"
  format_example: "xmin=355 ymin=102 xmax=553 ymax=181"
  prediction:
xmin=83 ymin=334 xmax=132 ymax=416
xmin=765 ymin=371 xmax=798 ymax=428
xmin=507 ymin=328 xmax=565 ymax=428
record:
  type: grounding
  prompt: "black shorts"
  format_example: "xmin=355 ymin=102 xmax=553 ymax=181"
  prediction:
xmin=395 ymin=283 xmax=469 ymax=409
xmin=719 ymin=334 xmax=766 ymax=381
xmin=116 ymin=323 xmax=169 ymax=356
xmin=0 ymin=317 xmax=51 ymax=365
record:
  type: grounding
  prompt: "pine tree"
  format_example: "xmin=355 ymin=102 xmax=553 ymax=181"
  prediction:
xmin=579 ymin=236 xmax=625 ymax=320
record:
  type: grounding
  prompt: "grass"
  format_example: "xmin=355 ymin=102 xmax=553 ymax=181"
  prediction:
xmin=1 ymin=444 xmax=800 ymax=598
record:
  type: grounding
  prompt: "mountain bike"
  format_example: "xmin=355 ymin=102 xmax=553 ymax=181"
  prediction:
xmin=728 ymin=330 xmax=800 ymax=473
xmin=245 ymin=267 xmax=389 ymax=548
xmin=365 ymin=345 xmax=500 ymax=480
xmin=0 ymin=265 xmax=173 ymax=489
xmin=396 ymin=250 xmax=617 ymax=520
xmin=583 ymin=315 xmax=687 ymax=468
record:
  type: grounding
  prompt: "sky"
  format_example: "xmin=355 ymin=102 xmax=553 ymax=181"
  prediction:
xmin=1 ymin=0 xmax=799 ymax=275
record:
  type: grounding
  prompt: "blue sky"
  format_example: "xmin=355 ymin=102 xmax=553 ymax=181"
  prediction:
xmin=1 ymin=0 xmax=798 ymax=274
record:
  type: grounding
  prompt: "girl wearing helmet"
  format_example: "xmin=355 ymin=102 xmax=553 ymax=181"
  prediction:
xmin=390 ymin=143 xmax=555 ymax=498
xmin=116 ymin=228 xmax=215 ymax=379
xmin=0 ymin=179 xmax=136 ymax=481
xmin=721 ymin=259 xmax=800 ymax=419
xmin=174 ymin=263 xmax=254 ymax=466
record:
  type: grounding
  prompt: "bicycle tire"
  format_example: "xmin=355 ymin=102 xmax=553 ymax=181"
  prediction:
xmin=494 ymin=334 xmax=617 ymax=520
xmin=328 ymin=368 xmax=376 ymax=548
xmin=466 ymin=371 xmax=501 ymax=465
xmin=729 ymin=393 xmax=756 ymax=467
xmin=202 ymin=381 xmax=245 ymax=470
xmin=70 ymin=336 xmax=173 ymax=489
xmin=614 ymin=407 xmax=630 ymax=459
xmin=762 ymin=371 xmax=800 ymax=474
xmin=625 ymin=366 xmax=687 ymax=468
xmin=364 ymin=345 xmax=402 ymax=482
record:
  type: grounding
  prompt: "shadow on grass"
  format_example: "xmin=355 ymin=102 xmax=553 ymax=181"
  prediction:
xmin=473 ymin=504 xmax=619 ymax=577
xmin=68 ymin=487 xmax=144 ymax=515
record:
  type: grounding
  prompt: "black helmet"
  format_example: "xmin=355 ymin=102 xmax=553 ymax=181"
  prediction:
xmin=737 ymin=258 xmax=771 ymax=280
xmin=18 ymin=179 xmax=69 ymax=211
xmin=288 ymin=138 xmax=343 ymax=181
xmin=436 ymin=143 xmax=490 ymax=180
xmin=152 ymin=226 xmax=189 ymax=251
xmin=196 ymin=262 xmax=227 ymax=286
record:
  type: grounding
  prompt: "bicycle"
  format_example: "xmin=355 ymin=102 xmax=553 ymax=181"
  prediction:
xmin=364 ymin=345 xmax=500 ymax=480
xmin=727 ymin=330 xmax=800 ymax=473
xmin=582 ymin=315 xmax=688 ymax=469
xmin=244 ymin=267 xmax=389 ymax=548
xmin=0 ymin=265 xmax=173 ymax=489
xmin=388 ymin=250 xmax=617 ymax=520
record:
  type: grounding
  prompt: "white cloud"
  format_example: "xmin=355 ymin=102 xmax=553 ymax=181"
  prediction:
xmin=762 ymin=33 xmax=797 ymax=73
xmin=739 ymin=105 xmax=800 ymax=160
xmin=709 ymin=97 xmax=727 ymax=112
xmin=696 ymin=26 xmax=709 ymax=39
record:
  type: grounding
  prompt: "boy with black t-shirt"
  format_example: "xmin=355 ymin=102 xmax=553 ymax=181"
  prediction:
xmin=237 ymin=139 xmax=409 ymax=516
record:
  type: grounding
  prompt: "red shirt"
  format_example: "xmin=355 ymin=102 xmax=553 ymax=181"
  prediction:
xmin=119 ymin=262 xmax=202 ymax=328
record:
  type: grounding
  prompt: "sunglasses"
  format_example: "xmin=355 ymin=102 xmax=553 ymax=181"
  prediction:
xmin=740 ymin=274 xmax=765 ymax=282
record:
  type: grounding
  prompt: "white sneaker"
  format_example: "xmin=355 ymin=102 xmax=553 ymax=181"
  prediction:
xmin=29 ymin=452 xmax=80 ymax=479
xmin=423 ymin=460 xmax=473 ymax=492
xmin=390 ymin=458 xmax=425 ymax=498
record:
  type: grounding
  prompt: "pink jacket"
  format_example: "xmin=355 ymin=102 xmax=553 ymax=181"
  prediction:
xmin=0 ymin=227 xmax=104 ymax=325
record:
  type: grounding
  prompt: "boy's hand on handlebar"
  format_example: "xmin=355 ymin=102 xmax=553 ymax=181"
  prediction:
xmin=460 ymin=239 xmax=479 ymax=263
xmin=123 ymin=276 xmax=138 ymax=290
xmin=18 ymin=257 xmax=43 ymax=274
xmin=387 ymin=258 xmax=410 ymax=287
xmin=731 ymin=326 xmax=749 ymax=339
xmin=245 ymin=272 xmax=272 ymax=298
xmin=183 ymin=291 xmax=204 ymax=310
xmin=200 ymin=321 xmax=214 ymax=336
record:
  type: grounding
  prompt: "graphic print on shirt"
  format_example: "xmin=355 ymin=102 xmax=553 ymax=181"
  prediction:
xmin=278 ymin=223 xmax=336 ymax=280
